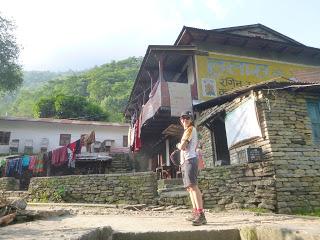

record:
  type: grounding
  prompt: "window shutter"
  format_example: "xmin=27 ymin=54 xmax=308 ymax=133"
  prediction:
xmin=307 ymin=101 xmax=320 ymax=143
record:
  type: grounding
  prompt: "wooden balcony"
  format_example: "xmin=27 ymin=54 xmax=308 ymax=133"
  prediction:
xmin=140 ymin=81 xmax=192 ymax=136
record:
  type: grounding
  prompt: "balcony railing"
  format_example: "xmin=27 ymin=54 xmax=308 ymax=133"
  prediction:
xmin=141 ymin=81 xmax=192 ymax=126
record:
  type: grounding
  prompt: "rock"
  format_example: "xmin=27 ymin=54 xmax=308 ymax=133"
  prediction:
xmin=10 ymin=198 xmax=27 ymax=210
xmin=0 ymin=212 xmax=16 ymax=225
xmin=123 ymin=204 xmax=147 ymax=211
xmin=151 ymin=206 xmax=166 ymax=211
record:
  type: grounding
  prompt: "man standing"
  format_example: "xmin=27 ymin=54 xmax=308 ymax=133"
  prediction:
xmin=176 ymin=111 xmax=207 ymax=226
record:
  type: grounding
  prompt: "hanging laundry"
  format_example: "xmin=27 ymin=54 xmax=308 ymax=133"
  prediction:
xmin=134 ymin=116 xmax=141 ymax=152
xmin=51 ymin=146 xmax=68 ymax=166
xmin=33 ymin=153 xmax=44 ymax=174
xmin=22 ymin=155 xmax=30 ymax=167
xmin=0 ymin=159 xmax=6 ymax=168
xmin=15 ymin=157 xmax=23 ymax=176
xmin=0 ymin=159 xmax=6 ymax=177
xmin=29 ymin=156 xmax=37 ymax=171
xmin=6 ymin=158 xmax=19 ymax=176
xmin=67 ymin=148 xmax=75 ymax=168
xmin=67 ymin=139 xmax=81 ymax=160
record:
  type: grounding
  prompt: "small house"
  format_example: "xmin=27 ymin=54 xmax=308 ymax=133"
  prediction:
xmin=194 ymin=80 xmax=320 ymax=213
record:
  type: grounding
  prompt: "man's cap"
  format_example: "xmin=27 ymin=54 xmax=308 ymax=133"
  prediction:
xmin=180 ymin=110 xmax=193 ymax=118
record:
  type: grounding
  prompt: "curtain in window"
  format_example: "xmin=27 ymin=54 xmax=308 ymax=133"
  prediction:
xmin=225 ymin=96 xmax=262 ymax=148
xmin=307 ymin=100 xmax=320 ymax=143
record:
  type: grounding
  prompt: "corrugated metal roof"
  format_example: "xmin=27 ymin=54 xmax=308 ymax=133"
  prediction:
xmin=293 ymin=68 xmax=320 ymax=83
xmin=0 ymin=117 xmax=129 ymax=127
xmin=194 ymin=78 xmax=320 ymax=111
xmin=174 ymin=26 xmax=320 ymax=57
xmin=212 ymin=23 xmax=304 ymax=46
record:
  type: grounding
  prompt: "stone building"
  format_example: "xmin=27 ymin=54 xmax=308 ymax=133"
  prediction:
xmin=125 ymin=24 xmax=320 ymax=175
xmin=194 ymin=80 xmax=320 ymax=213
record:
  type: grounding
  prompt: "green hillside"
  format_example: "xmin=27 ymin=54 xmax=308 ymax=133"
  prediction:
xmin=0 ymin=57 xmax=142 ymax=122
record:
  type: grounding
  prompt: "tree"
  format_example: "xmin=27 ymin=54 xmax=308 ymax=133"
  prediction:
xmin=3 ymin=57 xmax=142 ymax=121
xmin=33 ymin=94 xmax=108 ymax=121
xmin=33 ymin=97 xmax=56 ymax=118
xmin=0 ymin=14 xmax=23 ymax=92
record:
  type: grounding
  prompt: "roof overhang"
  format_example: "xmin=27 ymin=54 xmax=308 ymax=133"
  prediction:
xmin=174 ymin=26 xmax=320 ymax=58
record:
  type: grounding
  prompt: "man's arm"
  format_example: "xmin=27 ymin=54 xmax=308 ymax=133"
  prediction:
xmin=177 ymin=139 xmax=189 ymax=151
xmin=177 ymin=126 xmax=193 ymax=150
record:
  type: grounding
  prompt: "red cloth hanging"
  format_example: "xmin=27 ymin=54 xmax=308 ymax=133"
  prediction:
xmin=134 ymin=117 xmax=141 ymax=152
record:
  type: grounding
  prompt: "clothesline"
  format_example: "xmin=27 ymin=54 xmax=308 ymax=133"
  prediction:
xmin=0 ymin=138 xmax=82 ymax=178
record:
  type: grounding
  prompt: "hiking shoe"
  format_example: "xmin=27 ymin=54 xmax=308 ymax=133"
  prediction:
xmin=185 ymin=211 xmax=197 ymax=222
xmin=192 ymin=212 xmax=207 ymax=226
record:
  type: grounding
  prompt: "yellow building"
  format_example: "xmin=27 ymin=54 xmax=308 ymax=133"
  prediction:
xmin=196 ymin=53 xmax=315 ymax=100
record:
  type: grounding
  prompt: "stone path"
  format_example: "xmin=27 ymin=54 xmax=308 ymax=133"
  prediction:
xmin=1 ymin=203 xmax=320 ymax=240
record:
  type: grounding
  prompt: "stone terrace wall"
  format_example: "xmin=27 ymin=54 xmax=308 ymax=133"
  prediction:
xmin=0 ymin=177 xmax=19 ymax=191
xmin=263 ymin=91 xmax=320 ymax=214
xmin=198 ymin=161 xmax=276 ymax=211
xmin=28 ymin=172 xmax=158 ymax=204
xmin=198 ymin=126 xmax=215 ymax=168
xmin=0 ymin=190 xmax=27 ymax=200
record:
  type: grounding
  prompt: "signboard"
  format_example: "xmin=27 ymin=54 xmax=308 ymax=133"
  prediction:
xmin=237 ymin=147 xmax=263 ymax=164
xmin=196 ymin=53 xmax=317 ymax=101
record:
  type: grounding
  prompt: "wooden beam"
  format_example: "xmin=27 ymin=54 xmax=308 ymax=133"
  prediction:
xmin=240 ymin=39 xmax=249 ymax=47
xmin=222 ymin=38 xmax=230 ymax=45
xmin=260 ymin=43 xmax=269 ymax=50
xmin=202 ymin=33 xmax=210 ymax=42
xmin=277 ymin=46 xmax=288 ymax=53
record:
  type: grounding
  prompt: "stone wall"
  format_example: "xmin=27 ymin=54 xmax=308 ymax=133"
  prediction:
xmin=198 ymin=126 xmax=215 ymax=168
xmin=197 ymin=90 xmax=320 ymax=213
xmin=198 ymin=93 xmax=274 ymax=164
xmin=0 ymin=190 xmax=28 ymax=200
xmin=28 ymin=172 xmax=158 ymax=204
xmin=263 ymin=91 xmax=320 ymax=213
xmin=198 ymin=161 xmax=276 ymax=211
xmin=0 ymin=177 xmax=20 ymax=191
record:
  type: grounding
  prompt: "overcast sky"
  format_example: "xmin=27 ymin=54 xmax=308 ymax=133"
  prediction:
xmin=1 ymin=0 xmax=320 ymax=71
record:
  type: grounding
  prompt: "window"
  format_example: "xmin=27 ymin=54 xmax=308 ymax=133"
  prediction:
xmin=307 ymin=100 xmax=320 ymax=143
xmin=40 ymin=138 xmax=49 ymax=152
xmin=211 ymin=117 xmax=230 ymax=166
xmin=9 ymin=139 xmax=19 ymax=153
xmin=0 ymin=131 xmax=10 ymax=145
xmin=123 ymin=135 xmax=128 ymax=147
xmin=24 ymin=139 xmax=33 ymax=154
xmin=59 ymin=134 xmax=71 ymax=146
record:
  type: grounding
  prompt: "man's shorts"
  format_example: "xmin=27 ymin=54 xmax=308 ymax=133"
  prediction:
xmin=181 ymin=157 xmax=198 ymax=188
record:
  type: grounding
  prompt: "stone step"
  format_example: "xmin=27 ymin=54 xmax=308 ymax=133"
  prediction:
xmin=159 ymin=190 xmax=189 ymax=198
xmin=158 ymin=186 xmax=186 ymax=194
xmin=157 ymin=179 xmax=184 ymax=190
xmin=158 ymin=190 xmax=190 ymax=206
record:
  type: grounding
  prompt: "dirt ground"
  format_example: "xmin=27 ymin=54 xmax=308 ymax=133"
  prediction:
xmin=1 ymin=203 xmax=320 ymax=240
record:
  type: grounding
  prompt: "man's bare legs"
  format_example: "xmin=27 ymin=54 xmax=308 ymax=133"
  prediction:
xmin=188 ymin=185 xmax=203 ymax=209
xmin=187 ymin=185 xmax=206 ymax=225
xmin=185 ymin=187 xmax=197 ymax=221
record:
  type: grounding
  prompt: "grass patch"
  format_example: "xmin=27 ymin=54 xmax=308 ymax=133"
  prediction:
xmin=292 ymin=209 xmax=320 ymax=217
